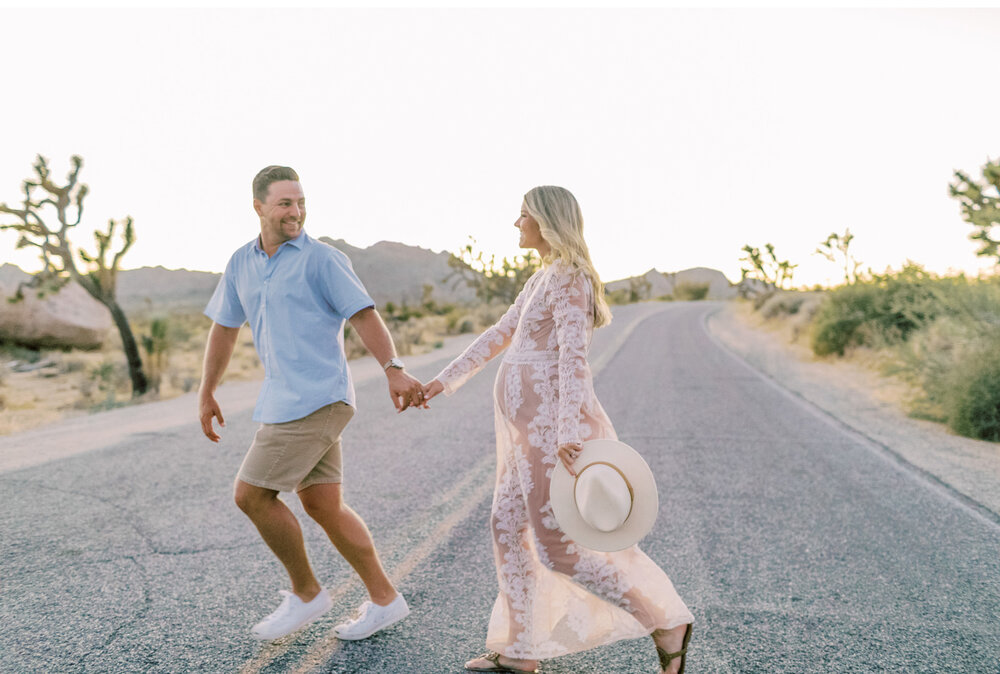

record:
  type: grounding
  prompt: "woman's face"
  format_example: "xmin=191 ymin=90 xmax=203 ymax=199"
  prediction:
xmin=515 ymin=204 xmax=547 ymax=251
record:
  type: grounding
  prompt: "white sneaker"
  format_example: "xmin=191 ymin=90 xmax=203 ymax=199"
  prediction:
xmin=251 ymin=589 xmax=333 ymax=640
xmin=333 ymin=594 xmax=410 ymax=640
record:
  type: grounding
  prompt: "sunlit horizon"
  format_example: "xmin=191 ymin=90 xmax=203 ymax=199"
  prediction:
xmin=2 ymin=8 xmax=999 ymax=289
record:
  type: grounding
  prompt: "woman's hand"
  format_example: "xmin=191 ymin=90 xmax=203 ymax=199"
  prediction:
xmin=557 ymin=442 xmax=583 ymax=477
xmin=422 ymin=379 xmax=445 ymax=404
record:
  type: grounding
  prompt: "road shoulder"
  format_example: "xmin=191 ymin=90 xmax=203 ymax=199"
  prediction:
xmin=0 ymin=333 xmax=479 ymax=475
xmin=707 ymin=301 xmax=1000 ymax=522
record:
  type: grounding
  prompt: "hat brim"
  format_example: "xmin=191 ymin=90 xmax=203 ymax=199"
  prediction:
xmin=549 ymin=438 xmax=658 ymax=552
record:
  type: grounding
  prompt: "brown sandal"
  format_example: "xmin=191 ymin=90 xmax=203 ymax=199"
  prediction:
xmin=465 ymin=651 xmax=540 ymax=673
xmin=655 ymin=623 xmax=692 ymax=674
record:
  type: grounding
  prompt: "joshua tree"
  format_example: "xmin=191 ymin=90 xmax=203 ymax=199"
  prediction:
xmin=0 ymin=155 xmax=148 ymax=396
xmin=448 ymin=236 xmax=540 ymax=306
xmin=739 ymin=243 xmax=797 ymax=291
xmin=815 ymin=228 xmax=862 ymax=285
xmin=950 ymin=158 xmax=1000 ymax=265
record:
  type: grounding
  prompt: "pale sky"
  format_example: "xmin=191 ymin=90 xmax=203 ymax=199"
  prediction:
xmin=1 ymin=8 xmax=998 ymax=288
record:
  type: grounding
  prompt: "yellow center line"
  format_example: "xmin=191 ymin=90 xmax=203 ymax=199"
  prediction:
xmin=237 ymin=304 xmax=665 ymax=673
xmin=290 ymin=474 xmax=495 ymax=673
xmin=238 ymin=453 xmax=495 ymax=674
xmin=237 ymin=581 xmax=359 ymax=674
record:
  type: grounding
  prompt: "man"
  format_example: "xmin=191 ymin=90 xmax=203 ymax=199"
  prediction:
xmin=198 ymin=165 xmax=424 ymax=641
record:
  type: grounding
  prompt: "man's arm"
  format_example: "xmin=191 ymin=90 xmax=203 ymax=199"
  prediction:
xmin=198 ymin=322 xmax=241 ymax=442
xmin=348 ymin=307 xmax=424 ymax=412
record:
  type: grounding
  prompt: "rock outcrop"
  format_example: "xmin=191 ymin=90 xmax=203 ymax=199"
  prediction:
xmin=319 ymin=238 xmax=477 ymax=307
xmin=116 ymin=266 xmax=222 ymax=313
xmin=605 ymin=267 xmax=738 ymax=301
xmin=0 ymin=265 xmax=111 ymax=349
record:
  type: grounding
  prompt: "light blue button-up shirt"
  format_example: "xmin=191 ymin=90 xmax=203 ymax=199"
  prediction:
xmin=204 ymin=230 xmax=375 ymax=423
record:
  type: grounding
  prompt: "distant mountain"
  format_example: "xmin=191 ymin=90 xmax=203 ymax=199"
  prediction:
xmin=117 ymin=266 xmax=221 ymax=313
xmin=605 ymin=267 xmax=739 ymax=300
xmin=4 ymin=253 xmax=744 ymax=318
xmin=94 ymin=238 xmax=475 ymax=313
xmin=318 ymin=238 xmax=477 ymax=307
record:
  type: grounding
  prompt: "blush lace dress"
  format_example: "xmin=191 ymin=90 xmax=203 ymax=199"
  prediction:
xmin=434 ymin=261 xmax=694 ymax=660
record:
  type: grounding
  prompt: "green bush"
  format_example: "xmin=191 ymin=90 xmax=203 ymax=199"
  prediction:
xmin=760 ymin=291 xmax=808 ymax=319
xmin=777 ymin=262 xmax=1000 ymax=441
xmin=811 ymin=264 xmax=945 ymax=356
xmin=606 ymin=289 xmax=633 ymax=305
xmin=941 ymin=339 xmax=1000 ymax=441
xmin=674 ymin=282 xmax=710 ymax=301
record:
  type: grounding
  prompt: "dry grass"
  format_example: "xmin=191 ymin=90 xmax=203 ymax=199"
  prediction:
xmin=736 ymin=296 xmax=925 ymax=414
xmin=0 ymin=303 xmax=506 ymax=436
xmin=0 ymin=312 xmax=261 ymax=436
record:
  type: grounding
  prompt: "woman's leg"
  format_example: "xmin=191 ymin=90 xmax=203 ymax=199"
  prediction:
xmin=524 ymin=440 xmax=691 ymax=633
xmin=466 ymin=455 xmax=541 ymax=672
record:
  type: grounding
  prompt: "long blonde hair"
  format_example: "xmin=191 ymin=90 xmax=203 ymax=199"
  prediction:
xmin=523 ymin=186 xmax=613 ymax=328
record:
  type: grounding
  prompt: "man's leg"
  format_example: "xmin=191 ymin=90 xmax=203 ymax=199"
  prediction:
xmin=234 ymin=479 xmax=322 ymax=602
xmin=298 ymin=483 xmax=396 ymax=605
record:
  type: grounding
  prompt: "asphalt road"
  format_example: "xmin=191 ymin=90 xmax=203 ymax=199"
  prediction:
xmin=2 ymin=301 xmax=999 ymax=673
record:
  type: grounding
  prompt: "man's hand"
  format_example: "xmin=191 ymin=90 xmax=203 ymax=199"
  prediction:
xmin=199 ymin=392 xmax=226 ymax=442
xmin=197 ymin=322 xmax=239 ymax=442
xmin=387 ymin=368 xmax=426 ymax=412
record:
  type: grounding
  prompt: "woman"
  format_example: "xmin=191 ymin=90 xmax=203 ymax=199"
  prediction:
xmin=422 ymin=186 xmax=694 ymax=674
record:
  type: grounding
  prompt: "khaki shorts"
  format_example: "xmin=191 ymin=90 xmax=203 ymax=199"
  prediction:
xmin=237 ymin=402 xmax=355 ymax=493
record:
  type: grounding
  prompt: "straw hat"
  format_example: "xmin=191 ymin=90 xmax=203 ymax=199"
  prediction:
xmin=549 ymin=438 xmax=659 ymax=552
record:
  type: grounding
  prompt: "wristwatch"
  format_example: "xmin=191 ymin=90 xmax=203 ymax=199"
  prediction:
xmin=382 ymin=357 xmax=405 ymax=371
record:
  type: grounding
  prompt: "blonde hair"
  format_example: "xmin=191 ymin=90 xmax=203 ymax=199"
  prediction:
xmin=523 ymin=186 xmax=613 ymax=328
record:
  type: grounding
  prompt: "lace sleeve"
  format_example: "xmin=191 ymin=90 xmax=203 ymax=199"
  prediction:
xmin=549 ymin=268 xmax=594 ymax=447
xmin=434 ymin=275 xmax=534 ymax=396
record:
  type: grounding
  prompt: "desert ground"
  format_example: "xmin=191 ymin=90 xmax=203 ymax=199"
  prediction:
xmin=0 ymin=305 xmax=503 ymax=437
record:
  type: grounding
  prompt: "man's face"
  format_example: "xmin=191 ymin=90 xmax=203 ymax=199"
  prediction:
xmin=255 ymin=180 xmax=306 ymax=243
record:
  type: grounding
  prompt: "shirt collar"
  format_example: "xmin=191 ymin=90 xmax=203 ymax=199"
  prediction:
xmin=254 ymin=229 xmax=308 ymax=254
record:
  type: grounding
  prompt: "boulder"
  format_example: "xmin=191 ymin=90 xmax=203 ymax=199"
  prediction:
xmin=606 ymin=267 xmax=739 ymax=301
xmin=0 ymin=268 xmax=111 ymax=349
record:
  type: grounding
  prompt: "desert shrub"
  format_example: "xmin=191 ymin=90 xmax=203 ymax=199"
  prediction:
xmin=883 ymin=277 xmax=1000 ymax=432
xmin=89 ymin=359 xmax=129 ymax=409
xmin=940 ymin=338 xmax=1000 ymax=441
xmin=444 ymin=309 xmax=465 ymax=334
xmin=674 ymin=282 xmax=710 ymax=301
xmin=888 ymin=315 xmax=976 ymax=422
xmin=606 ymin=288 xmax=633 ymax=305
xmin=59 ymin=357 xmax=87 ymax=374
xmin=759 ymin=291 xmax=808 ymax=319
xmin=811 ymin=264 xmax=945 ymax=356
xmin=141 ymin=317 xmax=171 ymax=394
xmin=419 ymin=285 xmax=455 ymax=317
xmin=752 ymin=289 xmax=777 ymax=310
xmin=2 ymin=344 xmax=42 ymax=363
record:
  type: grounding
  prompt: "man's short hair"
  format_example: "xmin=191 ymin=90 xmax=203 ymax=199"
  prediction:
xmin=253 ymin=166 xmax=300 ymax=202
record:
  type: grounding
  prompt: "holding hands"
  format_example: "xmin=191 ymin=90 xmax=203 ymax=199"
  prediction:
xmin=422 ymin=379 xmax=444 ymax=402
xmin=386 ymin=368 xmax=428 ymax=412
xmin=384 ymin=371 xmax=443 ymax=413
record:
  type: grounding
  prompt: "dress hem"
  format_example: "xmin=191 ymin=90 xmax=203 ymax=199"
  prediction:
xmin=487 ymin=616 xmax=695 ymax=661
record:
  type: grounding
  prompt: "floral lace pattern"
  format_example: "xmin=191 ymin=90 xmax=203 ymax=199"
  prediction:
xmin=435 ymin=262 xmax=693 ymax=659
